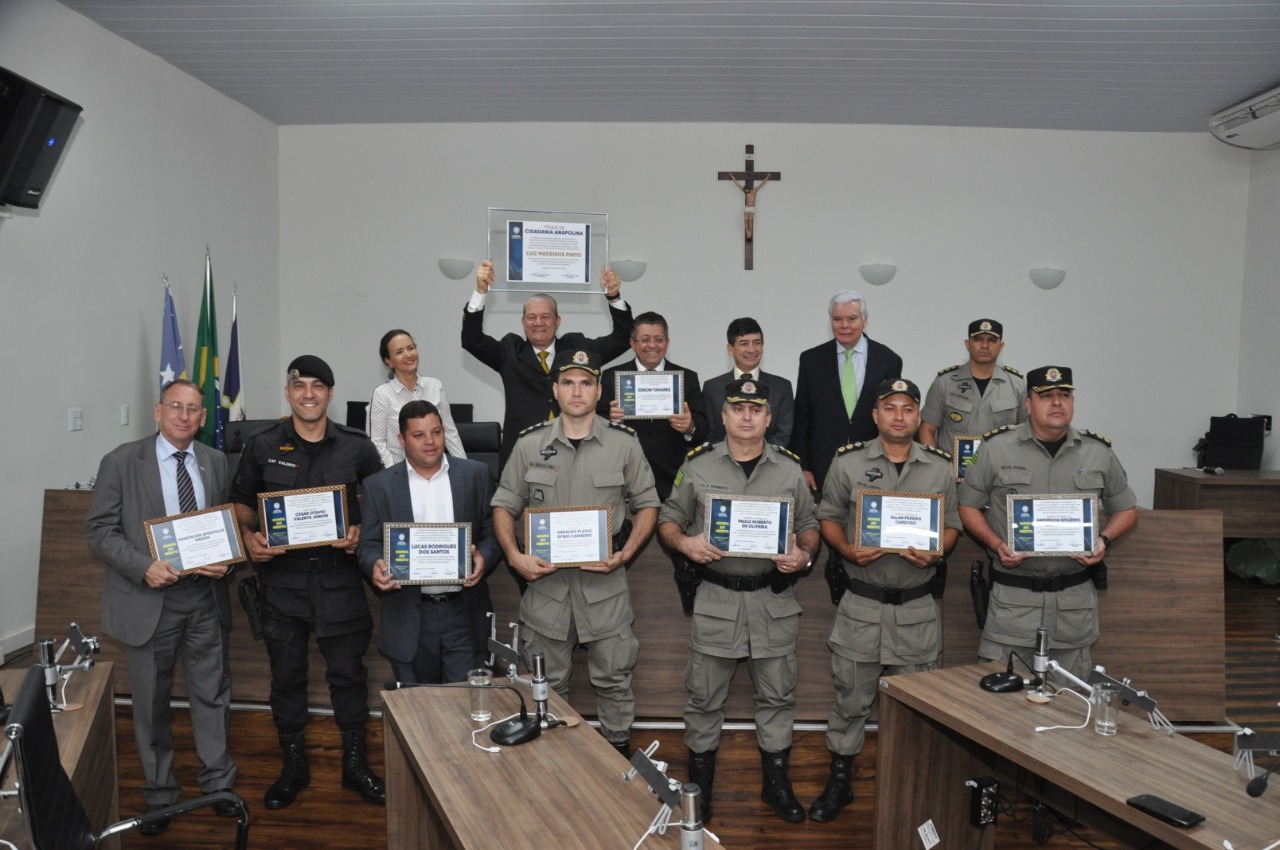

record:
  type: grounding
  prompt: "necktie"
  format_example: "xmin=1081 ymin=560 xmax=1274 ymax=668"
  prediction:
xmin=538 ymin=350 xmax=550 ymax=374
xmin=841 ymin=349 xmax=857 ymax=418
xmin=174 ymin=450 xmax=198 ymax=513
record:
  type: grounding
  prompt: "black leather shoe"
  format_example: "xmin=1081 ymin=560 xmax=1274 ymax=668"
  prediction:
xmin=138 ymin=805 xmax=171 ymax=836
xmin=211 ymin=798 xmax=241 ymax=818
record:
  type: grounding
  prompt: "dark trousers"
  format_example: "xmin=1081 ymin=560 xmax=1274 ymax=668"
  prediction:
xmin=390 ymin=594 xmax=474 ymax=685
xmin=264 ymin=623 xmax=371 ymax=734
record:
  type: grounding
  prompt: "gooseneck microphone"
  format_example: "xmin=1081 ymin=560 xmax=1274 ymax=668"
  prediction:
xmin=531 ymin=651 xmax=550 ymax=727
xmin=38 ymin=639 xmax=58 ymax=708
xmin=385 ymin=680 xmax=542 ymax=746
xmin=1249 ymin=760 xmax=1280 ymax=798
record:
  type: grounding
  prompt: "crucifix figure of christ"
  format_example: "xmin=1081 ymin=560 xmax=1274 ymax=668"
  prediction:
xmin=718 ymin=144 xmax=782 ymax=270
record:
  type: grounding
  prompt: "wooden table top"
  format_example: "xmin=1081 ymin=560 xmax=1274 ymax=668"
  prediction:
xmin=880 ymin=663 xmax=1280 ymax=850
xmin=1156 ymin=467 xmax=1280 ymax=485
xmin=382 ymin=682 xmax=723 ymax=849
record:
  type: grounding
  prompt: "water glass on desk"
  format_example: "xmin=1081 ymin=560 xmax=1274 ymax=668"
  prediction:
xmin=468 ymin=668 xmax=492 ymax=721
xmin=1093 ymin=682 xmax=1120 ymax=736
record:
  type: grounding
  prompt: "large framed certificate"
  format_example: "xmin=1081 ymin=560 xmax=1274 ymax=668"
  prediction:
xmin=703 ymin=495 xmax=793 ymax=559
xmin=383 ymin=523 xmax=471 ymax=586
xmin=854 ymin=490 xmax=945 ymax=555
xmin=1006 ymin=494 xmax=1099 ymax=557
xmin=487 ymin=208 xmax=609 ymax=294
xmin=952 ymin=435 xmax=982 ymax=482
xmin=144 ymin=504 xmax=246 ymax=572
xmin=614 ymin=370 xmax=684 ymax=419
xmin=259 ymin=485 xmax=348 ymax=550
xmin=524 ymin=505 xmax=613 ymax=567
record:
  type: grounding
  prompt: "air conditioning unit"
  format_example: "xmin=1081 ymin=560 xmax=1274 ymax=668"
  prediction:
xmin=1210 ymin=85 xmax=1280 ymax=150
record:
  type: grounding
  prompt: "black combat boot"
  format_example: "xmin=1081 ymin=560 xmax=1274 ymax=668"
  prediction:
xmin=610 ymin=739 xmax=631 ymax=760
xmin=341 ymin=727 xmax=386 ymax=805
xmin=808 ymin=752 xmax=855 ymax=822
xmin=687 ymin=749 xmax=718 ymax=822
xmin=264 ymin=731 xmax=310 ymax=810
xmin=759 ymin=747 xmax=806 ymax=823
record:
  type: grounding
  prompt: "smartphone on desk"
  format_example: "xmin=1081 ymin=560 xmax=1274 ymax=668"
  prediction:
xmin=1126 ymin=794 xmax=1205 ymax=828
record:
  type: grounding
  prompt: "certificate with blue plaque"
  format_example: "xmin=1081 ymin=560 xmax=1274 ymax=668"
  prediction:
xmin=383 ymin=522 xmax=471 ymax=586
xmin=952 ymin=435 xmax=982 ymax=482
xmin=1006 ymin=494 xmax=1098 ymax=557
xmin=615 ymin=370 xmax=684 ymax=419
xmin=854 ymin=490 xmax=944 ymax=555
xmin=524 ymin=505 xmax=612 ymax=567
xmin=702 ymin=495 xmax=793 ymax=559
xmin=145 ymin=504 xmax=245 ymax=572
xmin=488 ymin=208 xmax=609 ymax=294
xmin=259 ymin=485 xmax=348 ymax=551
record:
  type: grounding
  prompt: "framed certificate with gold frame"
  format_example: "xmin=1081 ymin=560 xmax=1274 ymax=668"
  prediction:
xmin=614 ymin=370 xmax=684 ymax=419
xmin=524 ymin=505 xmax=613 ymax=567
xmin=854 ymin=490 xmax=945 ymax=556
xmin=258 ymin=485 xmax=348 ymax=550
xmin=1006 ymin=494 xmax=1099 ymax=557
xmin=383 ymin=522 xmax=471 ymax=586
xmin=952 ymin=435 xmax=982 ymax=482
xmin=702 ymin=495 xmax=793 ymax=559
xmin=144 ymin=504 xmax=246 ymax=572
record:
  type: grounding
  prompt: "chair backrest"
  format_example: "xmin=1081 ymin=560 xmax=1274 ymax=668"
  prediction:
xmin=4 ymin=665 xmax=95 ymax=850
xmin=457 ymin=421 xmax=502 ymax=485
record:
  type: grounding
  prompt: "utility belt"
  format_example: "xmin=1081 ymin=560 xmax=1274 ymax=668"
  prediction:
xmin=843 ymin=576 xmax=934 ymax=606
xmin=270 ymin=552 xmax=349 ymax=572
xmin=990 ymin=568 xmax=1092 ymax=593
xmin=420 ymin=589 xmax=464 ymax=605
xmin=694 ymin=563 xmax=782 ymax=593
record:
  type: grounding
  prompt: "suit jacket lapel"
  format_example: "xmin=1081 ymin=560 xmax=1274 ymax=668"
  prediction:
xmin=138 ymin=437 xmax=167 ymax=517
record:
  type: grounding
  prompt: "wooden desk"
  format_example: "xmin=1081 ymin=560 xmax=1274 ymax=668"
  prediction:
xmin=874 ymin=664 xmax=1280 ymax=850
xmin=382 ymin=684 xmax=724 ymax=850
xmin=0 ymin=662 xmax=119 ymax=850
xmin=1153 ymin=467 xmax=1280 ymax=537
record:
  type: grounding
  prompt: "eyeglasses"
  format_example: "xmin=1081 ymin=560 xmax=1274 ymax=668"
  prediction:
xmin=162 ymin=402 xmax=202 ymax=415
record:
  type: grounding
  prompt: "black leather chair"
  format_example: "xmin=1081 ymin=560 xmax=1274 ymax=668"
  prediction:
xmin=457 ymin=421 xmax=502 ymax=485
xmin=3 ymin=665 xmax=250 ymax=850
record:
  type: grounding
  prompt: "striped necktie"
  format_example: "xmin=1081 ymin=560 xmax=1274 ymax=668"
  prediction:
xmin=174 ymin=450 xmax=198 ymax=513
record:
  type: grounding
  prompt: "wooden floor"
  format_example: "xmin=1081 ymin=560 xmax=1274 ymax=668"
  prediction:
xmin=9 ymin=571 xmax=1279 ymax=849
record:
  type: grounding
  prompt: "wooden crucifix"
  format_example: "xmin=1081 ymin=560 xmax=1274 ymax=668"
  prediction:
xmin=718 ymin=144 xmax=781 ymax=270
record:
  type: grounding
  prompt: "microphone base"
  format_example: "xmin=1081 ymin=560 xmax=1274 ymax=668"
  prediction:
xmin=490 ymin=717 xmax=542 ymax=747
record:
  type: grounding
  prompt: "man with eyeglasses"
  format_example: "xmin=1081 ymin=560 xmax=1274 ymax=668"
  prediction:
xmin=86 ymin=379 xmax=239 ymax=834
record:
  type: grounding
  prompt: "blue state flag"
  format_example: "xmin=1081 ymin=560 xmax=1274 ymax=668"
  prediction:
xmin=222 ymin=290 xmax=246 ymax=421
xmin=159 ymin=284 xmax=187 ymax=392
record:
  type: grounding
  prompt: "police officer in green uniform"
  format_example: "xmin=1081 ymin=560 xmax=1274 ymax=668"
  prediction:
xmin=232 ymin=355 xmax=386 ymax=810
xmin=809 ymin=378 xmax=961 ymax=823
xmin=491 ymin=349 xmax=660 ymax=758
xmin=919 ymin=318 xmax=1026 ymax=451
xmin=958 ymin=366 xmax=1138 ymax=680
xmin=658 ymin=379 xmax=820 ymax=824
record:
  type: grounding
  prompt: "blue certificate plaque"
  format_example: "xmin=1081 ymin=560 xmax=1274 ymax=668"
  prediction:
xmin=854 ymin=490 xmax=944 ymax=555
xmin=524 ymin=505 xmax=612 ymax=567
xmin=259 ymin=485 xmax=348 ymax=551
xmin=383 ymin=522 xmax=471 ymax=586
xmin=703 ymin=495 xmax=793 ymax=559
xmin=1006 ymin=494 xmax=1098 ymax=557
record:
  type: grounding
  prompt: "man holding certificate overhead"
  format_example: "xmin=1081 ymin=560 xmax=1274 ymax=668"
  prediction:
xmin=810 ymin=377 xmax=960 ymax=824
xmin=958 ymin=366 xmax=1138 ymax=680
xmin=231 ymin=355 xmax=386 ymax=810
xmin=658 ymin=378 xmax=820 ymax=824
xmin=491 ymin=348 xmax=660 ymax=759
xmin=358 ymin=400 xmax=501 ymax=684
xmin=85 ymin=379 xmax=239 ymax=834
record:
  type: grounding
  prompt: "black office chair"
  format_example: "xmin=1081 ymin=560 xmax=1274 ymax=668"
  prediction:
xmin=457 ymin=420 xmax=502 ymax=485
xmin=3 ymin=665 xmax=250 ymax=850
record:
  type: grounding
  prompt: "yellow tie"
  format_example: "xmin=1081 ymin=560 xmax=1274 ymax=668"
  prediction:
xmin=539 ymin=351 xmax=555 ymax=420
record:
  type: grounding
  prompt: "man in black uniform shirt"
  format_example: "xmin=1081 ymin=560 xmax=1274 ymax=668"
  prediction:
xmin=232 ymin=355 xmax=386 ymax=810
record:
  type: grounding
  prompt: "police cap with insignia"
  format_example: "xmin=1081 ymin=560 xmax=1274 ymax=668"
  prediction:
xmin=287 ymin=354 xmax=335 ymax=387
xmin=1027 ymin=365 xmax=1074 ymax=394
xmin=724 ymin=378 xmax=769 ymax=405
xmin=968 ymin=318 xmax=1003 ymax=340
xmin=874 ymin=377 xmax=921 ymax=404
xmin=552 ymin=349 xmax=602 ymax=376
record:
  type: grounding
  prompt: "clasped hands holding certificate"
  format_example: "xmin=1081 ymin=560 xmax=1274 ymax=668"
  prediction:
xmin=370 ymin=546 xmax=487 ymax=592
xmin=243 ymin=523 xmax=361 ymax=562
xmin=670 ymin=531 xmax=812 ymax=574
xmin=143 ymin=558 xmax=232 ymax=588
xmin=506 ymin=546 xmax=633 ymax=582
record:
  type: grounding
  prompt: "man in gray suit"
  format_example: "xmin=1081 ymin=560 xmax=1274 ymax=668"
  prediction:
xmin=358 ymin=400 xmax=502 ymax=683
xmin=85 ymin=379 xmax=238 ymax=834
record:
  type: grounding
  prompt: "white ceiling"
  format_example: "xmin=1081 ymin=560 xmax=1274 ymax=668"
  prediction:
xmin=59 ymin=0 xmax=1280 ymax=131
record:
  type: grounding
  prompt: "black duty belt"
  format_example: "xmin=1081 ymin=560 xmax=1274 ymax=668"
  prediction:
xmin=421 ymin=590 xmax=464 ymax=605
xmin=844 ymin=577 xmax=933 ymax=606
xmin=991 ymin=569 xmax=1091 ymax=593
xmin=694 ymin=564 xmax=774 ymax=592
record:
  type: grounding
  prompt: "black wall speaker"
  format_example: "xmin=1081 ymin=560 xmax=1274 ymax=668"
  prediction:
xmin=0 ymin=66 xmax=83 ymax=209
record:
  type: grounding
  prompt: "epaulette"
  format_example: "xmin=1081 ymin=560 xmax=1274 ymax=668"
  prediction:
xmin=518 ymin=420 xmax=553 ymax=437
xmin=936 ymin=364 xmax=961 ymax=376
xmin=772 ymin=444 xmax=802 ymax=463
xmin=685 ymin=442 xmax=714 ymax=460
xmin=982 ymin=425 xmax=1015 ymax=440
xmin=920 ymin=444 xmax=952 ymax=461
xmin=836 ymin=441 xmax=868 ymax=456
xmin=334 ymin=421 xmax=367 ymax=437
xmin=1081 ymin=429 xmax=1112 ymax=447
xmin=606 ymin=420 xmax=637 ymax=436
xmin=1001 ymin=365 xmax=1024 ymax=377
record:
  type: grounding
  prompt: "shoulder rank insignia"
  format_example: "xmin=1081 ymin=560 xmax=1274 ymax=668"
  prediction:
xmin=1081 ymin=429 xmax=1112 ymax=447
xmin=936 ymin=364 xmax=961 ymax=376
xmin=836 ymin=441 xmax=867 ymax=456
xmin=771 ymin=444 xmax=802 ymax=463
xmin=518 ymin=420 xmax=553 ymax=437
xmin=685 ymin=442 xmax=714 ymax=460
xmin=920 ymin=444 xmax=952 ymax=461
xmin=606 ymin=420 xmax=638 ymax=435
xmin=982 ymin=425 xmax=1015 ymax=440
xmin=1001 ymin=365 xmax=1024 ymax=377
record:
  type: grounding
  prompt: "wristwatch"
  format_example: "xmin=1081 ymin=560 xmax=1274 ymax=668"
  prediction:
xmin=1099 ymin=533 xmax=1113 ymax=548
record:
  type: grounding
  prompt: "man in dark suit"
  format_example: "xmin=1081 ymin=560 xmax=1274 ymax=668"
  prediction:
xmin=702 ymin=317 xmax=794 ymax=447
xmin=461 ymin=258 xmax=634 ymax=466
xmin=598 ymin=311 xmax=709 ymax=500
xmin=792 ymin=290 xmax=903 ymax=493
xmin=85 ymin=379 xmax=238 ymax=834
xmin=358 ymin=400 xmax=502 ymax=683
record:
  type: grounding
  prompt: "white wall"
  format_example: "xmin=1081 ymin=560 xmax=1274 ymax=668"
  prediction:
xmin=280 ymin=122 xmax=1252 ymax=507
xmin=0 ymin=0 xmax=280 ymax=658
xmin=1239 ymin=148 xmax=1280 ymax=468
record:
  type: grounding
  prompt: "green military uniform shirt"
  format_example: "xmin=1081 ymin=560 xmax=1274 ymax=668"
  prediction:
xmin=921 ymin=363 xmax=1026 ymax=452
